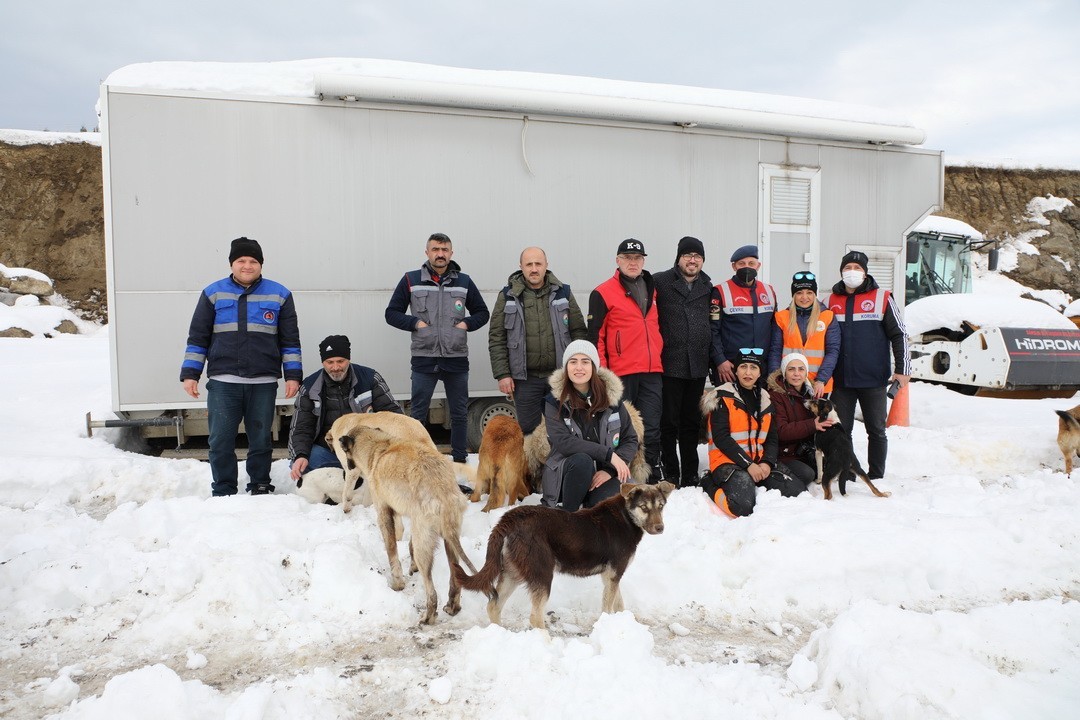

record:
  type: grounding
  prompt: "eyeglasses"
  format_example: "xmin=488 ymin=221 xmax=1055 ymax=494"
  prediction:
xmin=680 ymin=253 xmax=704 ymax=261
xmin=739 ymin=347 xmax=765 ymax=356
xmin=793 ymin=271 xmax=816 ymax=280
xmin=617 ymin=254 xmax=645 ymax=262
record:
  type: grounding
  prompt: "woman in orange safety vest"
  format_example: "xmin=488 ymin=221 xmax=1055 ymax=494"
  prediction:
xmin=768 ymin=271 xmax=840 ymax=398
xmin=700 ymin=348 xmax=806 ymax=518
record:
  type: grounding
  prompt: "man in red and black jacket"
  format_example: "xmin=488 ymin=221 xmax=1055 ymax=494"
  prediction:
xmin=587 ymin=238 xmax=664 ymax=483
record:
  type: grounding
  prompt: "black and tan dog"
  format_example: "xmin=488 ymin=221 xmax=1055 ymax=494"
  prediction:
xmin=804 ymin=398 xmax=891 ymax=500
xmin=1056 ymin=404 xmax=1080 ymax=476
xmin=453 ymin=481 xmax=675 ymax=630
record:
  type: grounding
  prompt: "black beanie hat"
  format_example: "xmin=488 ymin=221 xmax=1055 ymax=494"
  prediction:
xmin=229 ymin=236 xmax=264 ymax=264
xmin=840 ymin=250 xmax=869 ymax=273
xmin=790 ymin=271 xmax=818 ymax=295
xmin=736 ymin=348 xmax=765 ymax=369
xmin=319 ymin=335 xmax=351 ymax=362
xmin=676 ymin=236 xmax=705 ymax=261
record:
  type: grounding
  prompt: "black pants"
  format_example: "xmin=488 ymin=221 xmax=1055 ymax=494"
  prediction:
xmin=784 ymin=457 xmax=816 ymax=486
xmin=701 ymin=462 xmax=806 ymax=517
xmin=831 ymin=385 xmax=888 ymax=479
xmin=511 ymin=375 xmax=551 ymax=435
xmin=660 ymin=375 xmax=706 ymax=486
xmin=620 ymin=372 xmax=663 ymax=481
xmin=560 ymin=452 xmax=621 ymax=511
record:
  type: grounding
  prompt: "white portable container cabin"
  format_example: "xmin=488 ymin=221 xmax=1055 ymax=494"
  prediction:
xmin=98 ymin=60 xmax=943 ymax=448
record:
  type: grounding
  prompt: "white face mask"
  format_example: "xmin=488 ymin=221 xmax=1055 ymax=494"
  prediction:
xmin=842 ymin=270 xmax=865 ymax=289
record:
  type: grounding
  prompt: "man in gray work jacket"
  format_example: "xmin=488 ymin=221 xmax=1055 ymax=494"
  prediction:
xmin=488 ymin=246 xmax=587 ymax=434
xmin=385 ymin=232 xmax=490 ymax=462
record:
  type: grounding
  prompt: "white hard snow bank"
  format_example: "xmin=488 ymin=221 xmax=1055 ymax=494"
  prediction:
xmin=103 ymin=59 xmax=924 ymax=145
xmin=905 ymin=294 xmax=1075 ymax=336
xmin=0 ymin=129 xmax=100 ymax=146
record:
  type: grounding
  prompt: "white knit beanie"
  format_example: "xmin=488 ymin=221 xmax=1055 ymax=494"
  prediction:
xmin=563 ymin=339 xmax=601 ymax=369
xmin=780 ymin=352 xmax=809 ymax=374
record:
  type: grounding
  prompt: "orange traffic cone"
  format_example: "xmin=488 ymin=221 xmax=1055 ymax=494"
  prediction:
xmin=887 ymin=382 xmax=910 ymax=427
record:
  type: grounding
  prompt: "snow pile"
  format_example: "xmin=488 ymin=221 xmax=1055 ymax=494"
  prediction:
xmin=0 ymin=129 xmax=101 ymax=146
xmin=913 ymin=215 xmax=984 ymax=240
xmin=104 ymin=59 xmax=915 ymax=129
xmin=905 ymin=293 xmax=1076 ymax=336
xmin=0 ymin=264 xmax=96 ymax=337
xmin=1 ymin=331 xmax=1079 ymax=718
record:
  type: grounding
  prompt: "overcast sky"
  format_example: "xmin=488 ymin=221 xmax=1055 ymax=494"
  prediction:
xmin=2 ymin=0 xmax=1078 ymax=167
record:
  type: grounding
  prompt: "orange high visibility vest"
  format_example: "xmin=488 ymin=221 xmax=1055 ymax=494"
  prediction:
xmin=707 ymin=393 xmax=773 ymax=471
xmin=774 ymin=307 xmax=835 ymax=392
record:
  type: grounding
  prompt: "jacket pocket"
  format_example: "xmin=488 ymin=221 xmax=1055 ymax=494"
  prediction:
xmin=411 ymin=325 xmax=437 ymax=355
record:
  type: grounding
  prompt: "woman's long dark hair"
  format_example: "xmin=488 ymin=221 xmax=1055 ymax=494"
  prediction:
xmin=558 ymin=362 xmax=609 ymax=418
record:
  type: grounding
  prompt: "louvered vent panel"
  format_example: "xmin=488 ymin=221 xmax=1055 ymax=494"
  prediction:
xmin=868 ymin=256 xmax=894 ymax=293
xmin=770 ymin=177 xmax=811 ymax=225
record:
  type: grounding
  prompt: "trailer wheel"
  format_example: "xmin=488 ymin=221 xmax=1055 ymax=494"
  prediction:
xmin=466 ymin=398 xmax=517 ymax=452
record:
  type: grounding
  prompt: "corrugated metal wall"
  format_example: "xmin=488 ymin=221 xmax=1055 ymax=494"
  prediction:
xmin=104 ymin=90 xmax=941 ymax=409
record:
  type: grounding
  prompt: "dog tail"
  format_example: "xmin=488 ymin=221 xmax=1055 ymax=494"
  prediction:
xmin=1056 ymin=410 xmax=1080 ymax=429
xmin=452 ymin=524 xmax=508 ymax=599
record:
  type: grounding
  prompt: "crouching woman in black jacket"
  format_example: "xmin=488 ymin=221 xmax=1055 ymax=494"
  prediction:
xmin=541 ymin=340 xmax=639 ymax=511
xmin=701 ymin=348 xmax=806 ymax=517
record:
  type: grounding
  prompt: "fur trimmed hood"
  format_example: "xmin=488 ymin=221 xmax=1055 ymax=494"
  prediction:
xmin=548 ymin=365 xmax=624 ymax=407
xmin=766 ymin=369 xmax=814 ymax=397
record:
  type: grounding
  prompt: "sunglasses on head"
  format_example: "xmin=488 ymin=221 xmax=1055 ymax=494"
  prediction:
xmin=739 ymin=347 xmax=765 ymax=356
xmin=793 ymin=271 xmax=816 ymax=280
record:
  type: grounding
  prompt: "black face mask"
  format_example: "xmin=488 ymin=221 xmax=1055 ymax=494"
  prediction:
xmin=735 ymin=267 xmax=757 ymax=285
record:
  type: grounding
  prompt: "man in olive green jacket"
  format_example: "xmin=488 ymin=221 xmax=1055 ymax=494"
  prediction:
xmin=488 ymin=247 xmax=588 ymax=433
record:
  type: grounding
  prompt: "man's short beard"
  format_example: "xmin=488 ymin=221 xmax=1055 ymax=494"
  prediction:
xmin=327 ymin=369 xmax=348 ymax=382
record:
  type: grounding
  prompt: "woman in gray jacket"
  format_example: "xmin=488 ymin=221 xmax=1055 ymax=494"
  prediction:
xmin=541 ymin=340 xmax=639 ymax=510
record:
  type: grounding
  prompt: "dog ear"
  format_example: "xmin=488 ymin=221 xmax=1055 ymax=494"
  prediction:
xmin=338 ymin=434 xmax=355 ymax=454
xmin=324 ymin=430 xmax=335 ymax=449
xmin=657 ymin=480 xmax=676 ymax=498
xmin=619 ymin=482 xmax=640 ymax=499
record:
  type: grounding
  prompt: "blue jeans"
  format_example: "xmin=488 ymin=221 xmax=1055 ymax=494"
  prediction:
xmin=207 ymin=379 xmax=277 ymax=495
xmin=411 ymin=368 xmax=469 ymax=462
xmin=292 ymin=444 xmax=342 ymax=475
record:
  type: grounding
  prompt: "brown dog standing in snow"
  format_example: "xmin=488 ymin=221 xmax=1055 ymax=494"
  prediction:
xmin=454 ymin=481 xmax=675 ymax=630
xmin=1056 ymin=404 xmax=1080 ymax=476
xmin=471 ymin=415 xmax=531 ymax=511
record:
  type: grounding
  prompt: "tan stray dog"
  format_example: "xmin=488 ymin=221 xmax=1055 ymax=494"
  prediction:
xmin=326 ymin=421 xmax=478 ymax=625
xmin=523 ymin=400 xmax=651 ymax=490
xmin=471 ymin=415 xmax=531 ymax=511
xmin=454 ymin=481 xmax=675 ymax=630
xmin=1056 ymin=404 xmax=1080 ymax=475
xmin=326 ymin=412 xmax=434 ymax=514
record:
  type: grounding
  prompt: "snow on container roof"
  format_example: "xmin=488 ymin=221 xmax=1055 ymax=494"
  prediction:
xmin=104 ymin=59 xmax=926 ymax=146
xmin=912 ymin=215 xmax=985 ymax=240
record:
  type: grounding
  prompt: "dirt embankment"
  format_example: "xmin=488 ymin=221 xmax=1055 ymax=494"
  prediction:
xmin=0 ymin=140 xmax=105 ymax=321
xmin=1 ymin=142 xmax=1079 ymax=320
xmin=944 ymin=167 xmax=1080 ymax=300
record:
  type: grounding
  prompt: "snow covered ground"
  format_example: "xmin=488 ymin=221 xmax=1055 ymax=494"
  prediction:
xmin=2 ymin=328 xmax=1078 ymax=719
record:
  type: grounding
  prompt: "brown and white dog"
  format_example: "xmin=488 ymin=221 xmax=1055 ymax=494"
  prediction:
xmin=453 ymin=481 xmax=675 ymax=630
xmin=325 ymin=419 xmax=478 ymax=625
xmin=471 ymin=415 xmax=531 ymax=511
xmin=1056 ymin=404 xmax=1080 ymax=476
xmin=804 ymin=397 xmax=891 ymax=500
xmin=522 ymin=370 xmax=651 ymax=491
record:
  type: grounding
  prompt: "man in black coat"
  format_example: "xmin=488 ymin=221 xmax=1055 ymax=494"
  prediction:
xmin=653 ymin=236 xmax=713 ymax=486
xmin=287 ymin=335 xmax=403 ymax=481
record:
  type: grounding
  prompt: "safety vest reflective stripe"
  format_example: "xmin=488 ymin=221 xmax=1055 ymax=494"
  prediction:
xmin=707 ymin=395 xmax=772 ymax=469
